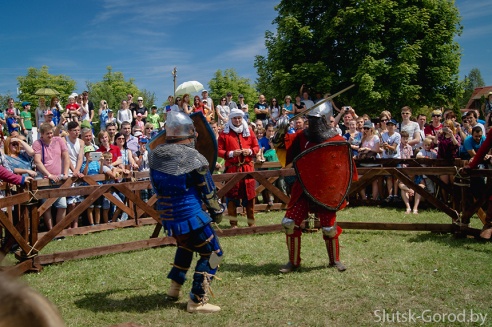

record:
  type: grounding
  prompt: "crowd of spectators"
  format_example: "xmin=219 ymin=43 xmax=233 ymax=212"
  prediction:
xmin=1 ymin=88 xmax=491 ymax=233
xmin=0 ymin=92 xmax=162 ymax=232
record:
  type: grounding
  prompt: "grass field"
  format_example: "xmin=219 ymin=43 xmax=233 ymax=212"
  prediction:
xmin=11 ymin=207 xmax=492 ymax=326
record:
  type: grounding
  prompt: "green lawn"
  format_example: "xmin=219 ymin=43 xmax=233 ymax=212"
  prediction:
xmin=15 ymin=207 xmax=492 ymax=326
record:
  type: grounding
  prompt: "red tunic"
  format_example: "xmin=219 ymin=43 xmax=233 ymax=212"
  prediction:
xmin=285 ymin=130 xmax=358 ymax=210
xmin=218 ymin=128 xmax=259 ymax=200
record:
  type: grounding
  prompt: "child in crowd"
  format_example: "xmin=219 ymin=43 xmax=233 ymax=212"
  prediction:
xmin=398 ymin=130 xmax=424 ymax=214
xmin=65 ymin=95 xmax=80 ymax=122
xmin=80 ymin=146 xmax=102 ymax=225
xmin=6 ymin=109 xmax=20 ymax=135
xmin=381 ymin=119 xmax=401 ymax=202
xmin=101 ymin=152 xmax=125 ymax=223
xmin=399 ymin=130 xmax=413 ymax=159
xmin=255 ymin=127 xmax=267 ymax=162
xmin=135 ymin=137 xmax=153 ymax=202
xmin=147 ymin=105 xmax=161 ymax=130
xmin=20 ymin=101 xmax=33 ymax=145
xmin=44 ymin=110 xmax=55 ymax=127
xmin=135 ymin=113 xmax=145 ymax=131
xmin=416 ymin=137 xmax=437 ymax=195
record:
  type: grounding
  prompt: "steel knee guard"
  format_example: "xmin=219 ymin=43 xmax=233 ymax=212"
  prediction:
xmin=281 ymin=217 xmax=296 ymax=235
xmin=322 ymin=222 xmax=338 ymax=238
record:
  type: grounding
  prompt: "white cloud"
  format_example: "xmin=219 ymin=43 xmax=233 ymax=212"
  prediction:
xmin=456 ymin=0 xmax=492 ymax=20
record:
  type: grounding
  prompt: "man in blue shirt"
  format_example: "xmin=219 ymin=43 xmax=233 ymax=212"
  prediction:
xmin=463 ymin=126 xmax=485 ymax=159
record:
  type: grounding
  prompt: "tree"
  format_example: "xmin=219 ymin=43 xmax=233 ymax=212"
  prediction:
xmin=17 ymin=65 xmax=76 ymax=113
xmin=208 ymin=69 xmax=258 ymax=116
xmin=460 ymin=68 xmax=485 ymax=108
xmin=0 ymin=92 xmax=14 ymax=110
xmin=255 ymin=0 xmax=463 ymax=117
xmin=86 ymin=66 xmax=146 ymax=113
xmin=86 ymin=67 xmax=156 ymax=134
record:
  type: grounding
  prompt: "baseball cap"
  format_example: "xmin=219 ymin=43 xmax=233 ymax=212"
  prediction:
xmin=386 ymin=119 xmax=397 ymax=125
xmin=134 ymin=131 xmax=143 ymax=137
xmin=238 ymin=94 xmax=244 ymax=98
xmin=44 ymin=110 xmax=53 ymax=116
xmin=7 ymin=109 xmax=14 ymax=115
xmin=21 ymin=101 xmax=31 ymax=108
xmin=137 ymin=113 xmax=142 ymax=117
xmin=202 ymin=89 xmax=208 ymax=93
xmin=138 ymin=137 xmax=148 ymax=143
xmin=431 ymin=110 xmax=442 ymax=117
xmin=363 ymin=121 xmax=373 ymax=128
xmin=137 ymin=96 xmax=143 ymax=101
xmin=226 ymin=92 xmax=232 ymax=97
xmin=151 ymin=104 xmax=157 ymax=108
xmin=84 ymin=145 xmax=95 ymax=153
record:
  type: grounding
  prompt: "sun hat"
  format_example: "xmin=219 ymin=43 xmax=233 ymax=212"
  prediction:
xmin=84 ymin=145 xmax=95 ymax=153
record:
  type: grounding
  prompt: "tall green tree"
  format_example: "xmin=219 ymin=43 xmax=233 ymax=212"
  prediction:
xmin=86 ymin=66 xmax=148 ymax=112
xmin=460 ymin=68 xmax=485 ymax=108
xmin=255 ymin=0 xmax=463 ymax=116
xmin=208 ymin=69 xmax=257 ymax=116
xmin=17 ymin=65 xmax=76 ymax=110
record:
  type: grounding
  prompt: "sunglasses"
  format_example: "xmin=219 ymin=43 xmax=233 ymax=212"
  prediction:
xmin=117 ymin=137 xmax=125 ymax=140
xmin=146 ymin=127 xmax=153 ymax=129
xmin=401 ymin=112 xmax=410 ymax=115
xmin=380 ymin=119 xmax=388 ymax=122
xmin=363 ymin=127 xmax=371 ymax=130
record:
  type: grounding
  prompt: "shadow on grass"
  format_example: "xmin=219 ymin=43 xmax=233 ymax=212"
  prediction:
xmin=347 ymin=229 xmax=492 ymax=254
xmin=220 ymin=262 xmax=331 ymax=275
xmin=74 ymin=289 xmax=185 ymax=313
xmin=406 ymin=232 xmax=492 ymax=254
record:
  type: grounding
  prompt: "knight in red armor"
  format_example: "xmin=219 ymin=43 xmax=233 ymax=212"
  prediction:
xmin=463 ymin=127 xmax=492 ymax=239
xmin=279 ymin=105 xmax=357 ymax=273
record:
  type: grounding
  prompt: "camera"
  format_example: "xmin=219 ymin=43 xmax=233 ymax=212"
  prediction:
xmin=343 ymin=106 xmax=350 ymax=111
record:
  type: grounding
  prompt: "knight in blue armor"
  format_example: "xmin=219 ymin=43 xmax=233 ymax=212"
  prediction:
xmin=149 ymin=111 xmax=224 ymax=313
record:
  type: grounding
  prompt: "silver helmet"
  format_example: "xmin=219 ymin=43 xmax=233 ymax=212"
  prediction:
xmin=307 ymin=101 xmax=331 ymax=118
xmin=165 ymin=111 xmax=195 ymax=139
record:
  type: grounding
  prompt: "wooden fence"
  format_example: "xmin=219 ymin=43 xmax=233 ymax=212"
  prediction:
xmin=0 ymin=159 xmax=488 ymax=275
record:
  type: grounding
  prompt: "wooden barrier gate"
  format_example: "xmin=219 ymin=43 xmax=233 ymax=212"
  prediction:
xmin=0 ymin=159 xmax=487 ymax=275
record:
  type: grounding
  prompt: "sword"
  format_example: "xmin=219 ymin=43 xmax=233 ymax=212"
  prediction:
xmin=289 ymin=84 xmax=355 ymax=122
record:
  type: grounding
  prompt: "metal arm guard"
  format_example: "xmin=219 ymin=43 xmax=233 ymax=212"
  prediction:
xmin=193 ymin=166 xmax=224 ymax=223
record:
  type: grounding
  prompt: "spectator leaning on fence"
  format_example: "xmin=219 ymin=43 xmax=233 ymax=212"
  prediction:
xmin=32 ymin=123 xmax=70 ymax=231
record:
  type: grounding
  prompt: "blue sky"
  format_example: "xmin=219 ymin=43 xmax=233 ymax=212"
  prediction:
xmin=1 ymin=0 xmax=490 ymax=105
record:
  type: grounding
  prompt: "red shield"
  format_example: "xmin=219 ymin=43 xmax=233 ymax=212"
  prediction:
xmin=293 ymin=141 xmax=353 ymax=210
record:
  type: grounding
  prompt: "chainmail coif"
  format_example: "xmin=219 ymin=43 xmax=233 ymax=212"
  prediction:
xmin=149 ymin=143 xmax=209 ymax=176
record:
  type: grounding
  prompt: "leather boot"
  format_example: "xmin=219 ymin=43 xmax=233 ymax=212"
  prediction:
xmin=246 ymin=199 xmax=256 ymax=227
xmin=326 ymin=238 xmax=346 ymax=272
xmin=187 ymin=298 xmax=221 ymax=313
xmin=480 ymin=202 xmax=492 ymax=240
xmin=279 ymin=234 xmax=301 ymax=273
xmin=166 ymin=280 xmax=181 ymax=301
xmin=227 ymin=201 xmax=238 ymax=228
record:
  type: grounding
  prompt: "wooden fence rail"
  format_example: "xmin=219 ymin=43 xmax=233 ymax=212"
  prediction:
xmin=0 ymin=159 xmax=488 ymax=275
